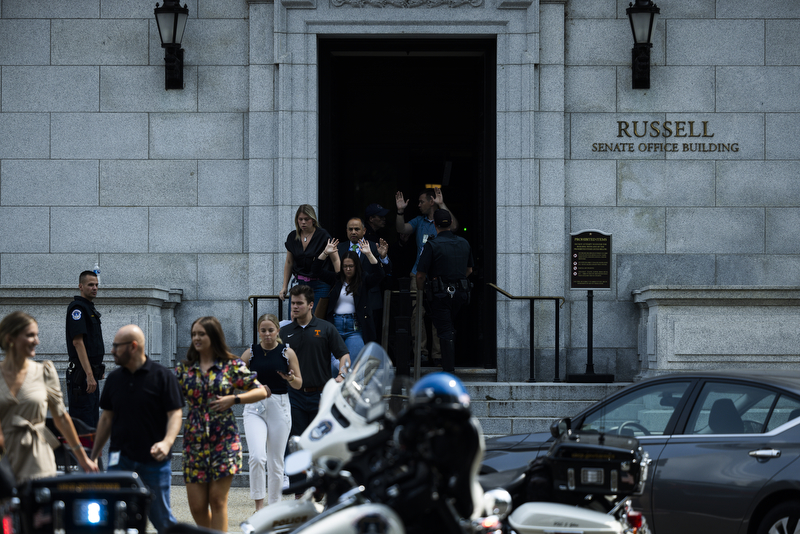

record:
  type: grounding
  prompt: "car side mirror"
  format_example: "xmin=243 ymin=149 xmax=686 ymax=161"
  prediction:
xmin=550 ymin=417 xmax=571 ymax=438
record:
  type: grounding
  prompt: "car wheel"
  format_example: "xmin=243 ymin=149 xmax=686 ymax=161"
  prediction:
xmin=759 ymin=501 xmax=800 ymax=534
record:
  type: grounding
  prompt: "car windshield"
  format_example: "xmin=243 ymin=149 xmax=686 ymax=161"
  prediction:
xmin=341 ymin=342 xmax=394 ymax=422
xmin=579 ymin=381 xmax=692 ymax=436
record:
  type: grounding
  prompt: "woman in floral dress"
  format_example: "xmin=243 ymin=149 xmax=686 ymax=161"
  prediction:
xmin=175 ymin=316 xmax=267 ymax=531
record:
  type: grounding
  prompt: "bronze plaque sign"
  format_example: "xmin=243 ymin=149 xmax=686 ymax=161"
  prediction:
xmin=570 ymin=230 xmax=612 ymax=290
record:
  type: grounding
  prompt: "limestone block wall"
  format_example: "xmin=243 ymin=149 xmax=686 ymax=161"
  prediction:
xmin=1 ymin=0 xmax=799 ymax=383
xmin=0 ymin=0 xmax=265 ymax=360
xmin=562 ymin=0 xmax=800 ymax=380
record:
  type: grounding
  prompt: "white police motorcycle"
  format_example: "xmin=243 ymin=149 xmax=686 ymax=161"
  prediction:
xmin=240 ymin=342 xmax=649 ymax=534
xmin=240 ymin=342 xmax=510 ymax=534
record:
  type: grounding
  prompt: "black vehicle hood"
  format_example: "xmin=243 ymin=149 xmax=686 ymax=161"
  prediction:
xmin=484 ymin=431 xmax=552 ymax=451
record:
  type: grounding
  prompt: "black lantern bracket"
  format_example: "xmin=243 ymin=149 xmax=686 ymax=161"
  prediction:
xmin=154 ymin=1 xmax=189 ymax=90
xmin=626 ymin=0 xmax=660 ymax=90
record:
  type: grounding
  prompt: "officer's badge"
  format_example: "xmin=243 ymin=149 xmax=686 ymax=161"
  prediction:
xmin=71 ymin=309 xmax=82 ymax=320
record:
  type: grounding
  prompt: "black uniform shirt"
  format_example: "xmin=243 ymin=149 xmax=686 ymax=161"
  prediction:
xmin=280 ymin=317 xmax=348 ymax=388
xmin=66 ymin=296 xmax=105 ymax=365
xmin=99 ymin=357 xmax=184 ymax=463
xmin=417 ymin=231 xmax=473 ymax=282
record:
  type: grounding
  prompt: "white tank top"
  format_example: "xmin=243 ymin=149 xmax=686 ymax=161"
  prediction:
xmin=335 ymin=283 xmax=356 ymax=314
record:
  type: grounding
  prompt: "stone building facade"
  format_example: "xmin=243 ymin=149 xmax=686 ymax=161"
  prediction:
xmin=0 ymin=0 xmax=799 ymax=382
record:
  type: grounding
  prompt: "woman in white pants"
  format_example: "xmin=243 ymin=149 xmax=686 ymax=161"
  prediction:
xmin=241 ymin=313 xmax=303 ymax=509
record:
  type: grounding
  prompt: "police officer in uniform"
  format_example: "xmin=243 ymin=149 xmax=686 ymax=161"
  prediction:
xmin=65 ymin=270 xmax=105 ymax=428
xmin=415 ymin=209 xmax=473 ymax=372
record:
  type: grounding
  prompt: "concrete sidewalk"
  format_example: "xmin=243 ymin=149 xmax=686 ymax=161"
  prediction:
xmin=150 ymin=486 xmax=294 ymax=534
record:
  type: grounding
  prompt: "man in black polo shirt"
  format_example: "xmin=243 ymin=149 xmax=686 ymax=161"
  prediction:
xmin=281 ymin=285 xmax=350 ymax=491
xmin=281 ymin=285 xmax=351 ymax=433
xmin=91 ymin=324 xmax=183 ymax=534
xmin=66 ymin=270 xmax=105 ymax=428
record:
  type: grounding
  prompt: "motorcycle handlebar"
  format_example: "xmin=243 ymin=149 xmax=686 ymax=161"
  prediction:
xmin=282 ymin=476 xmax=316 ymax=496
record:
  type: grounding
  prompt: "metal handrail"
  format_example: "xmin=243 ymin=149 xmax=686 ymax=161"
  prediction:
xmin=381 ymin=288 xmax=424 ymax=381
xmin=488 ymin=283 xmax=565 ymax=382
xmin=247 ymin=295 xmax=284 ymax=346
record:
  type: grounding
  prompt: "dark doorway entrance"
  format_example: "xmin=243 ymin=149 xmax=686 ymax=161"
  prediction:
xmin=318 ymin=38 xmax=496 ymax=368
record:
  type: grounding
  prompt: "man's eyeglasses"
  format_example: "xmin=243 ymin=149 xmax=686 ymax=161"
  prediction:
xmin=112 ymin=341 xmax=133 ymax=350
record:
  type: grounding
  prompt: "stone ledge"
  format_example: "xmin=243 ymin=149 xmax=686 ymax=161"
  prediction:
xmin=633 ymin=285 xmax=800 ymax=378
xmin=633 ymin=285 xmax=800 ymax=306
xmin=0 ymin=285 xmax=183 ymax=366
xmin=0 ymin=285 xmax=183 ymax=304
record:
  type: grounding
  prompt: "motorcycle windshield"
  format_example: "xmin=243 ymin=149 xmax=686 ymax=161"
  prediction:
xmin=341 ymin=342 xmax=394 ymax=422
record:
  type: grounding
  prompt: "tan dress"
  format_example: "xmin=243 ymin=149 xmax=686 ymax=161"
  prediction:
xmin=0 ymin=360 xmax=64 ymax=482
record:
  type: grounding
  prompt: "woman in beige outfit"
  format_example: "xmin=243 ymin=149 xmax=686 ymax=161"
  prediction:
xmin=0 ymin=311 xmax=98 ymax=482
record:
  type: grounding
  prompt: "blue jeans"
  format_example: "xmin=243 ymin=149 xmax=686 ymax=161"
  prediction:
xmin=297 ymin=279 xmax=331 ymax=311
xmin=110 ymin=454 xmax=175 ymax=534
xmin=333 ymin=314 xmax=365 ymax=358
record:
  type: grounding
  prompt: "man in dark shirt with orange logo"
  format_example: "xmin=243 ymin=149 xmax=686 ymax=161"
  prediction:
xmin=280 ymin=284 xmax=350 ymax=491
xmin=280 ymin=284 xmax=350 ymax=436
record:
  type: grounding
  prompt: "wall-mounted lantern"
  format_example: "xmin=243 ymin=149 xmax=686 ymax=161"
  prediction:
xmin=626 ymin=0 xmax=660 ymax=89
xmin=154 ymin=0 xmax=189 ymax=90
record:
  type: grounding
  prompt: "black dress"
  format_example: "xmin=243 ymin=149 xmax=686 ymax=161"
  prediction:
xmin=284 ymin=228 xmax=333 ymax=280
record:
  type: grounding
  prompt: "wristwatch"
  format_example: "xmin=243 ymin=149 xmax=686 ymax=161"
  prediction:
xmin=339 ymin=372 xmax=347 ymax=378
xmin=234 ymin=395 xmax=241 ymax=404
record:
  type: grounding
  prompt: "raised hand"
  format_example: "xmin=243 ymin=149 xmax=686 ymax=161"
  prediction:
xmin=377 ymin=238 xmax=389 ymax=258
xmin=324 ymin=238 xmax=339 ymax=256
xmin=395 ymin=191 xmax=409 ymax=211
xmin=359 ymin=238 xmax=373 ymax=257
xmin=433 ymin=186 xmax=444 ymax=207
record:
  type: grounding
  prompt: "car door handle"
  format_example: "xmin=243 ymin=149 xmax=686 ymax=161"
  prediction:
xmin=749 ymin=449 xmax=781 ymax=458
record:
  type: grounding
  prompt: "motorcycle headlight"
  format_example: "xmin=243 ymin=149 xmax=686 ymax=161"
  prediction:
xmin=73 ymin=499 xmax=108 ymax=526
xmin=482 ymin=489 xmax=512 ymax=520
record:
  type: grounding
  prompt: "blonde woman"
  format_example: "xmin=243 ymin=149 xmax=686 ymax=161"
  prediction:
xmin=0 ymin=311 xmax=98 ymax=481
xmin=241 ymin=314 xmax=303 ymax=509
xmin=279 ymin=204 xmax=333 ymax=309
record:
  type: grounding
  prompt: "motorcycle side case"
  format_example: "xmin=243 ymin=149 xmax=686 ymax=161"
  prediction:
xmin=16 ymin=471 xmax=151 ymax=534
xmin=509 ymin=502 xmax=625 ymax=534
xmin=546 ymin=432 xmax=645 ymax=497
xmin=294 ymin=503 xmax=404 ymax=534
xmin=241 ymin=497 xmax=318 ymax=533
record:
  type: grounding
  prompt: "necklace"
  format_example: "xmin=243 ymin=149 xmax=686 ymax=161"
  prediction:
xmin=303 ymin=236 xmax=307 ymax=242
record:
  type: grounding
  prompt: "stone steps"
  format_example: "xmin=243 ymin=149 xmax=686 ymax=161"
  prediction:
xmin=466 ymin=381 xmax=629 ymax=437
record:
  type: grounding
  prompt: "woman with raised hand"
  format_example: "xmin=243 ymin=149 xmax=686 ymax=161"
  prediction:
xmin=279 ymin=204 xmax=334 ymax=310
xmin=312 ymin=238 xmax=385 ymax=357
